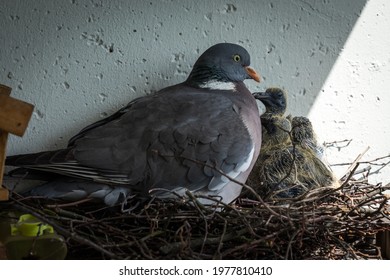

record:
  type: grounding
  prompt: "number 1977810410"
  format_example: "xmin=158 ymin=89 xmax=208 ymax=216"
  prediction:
xmin=212 ymin=266 xmax=272 ymax=276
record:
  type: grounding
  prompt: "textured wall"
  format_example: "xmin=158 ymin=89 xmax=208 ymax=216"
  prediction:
xmin=1 ymin=0 xmax=388 ymax=183
xmin=308 ymin=0 xmax=390 ymax=184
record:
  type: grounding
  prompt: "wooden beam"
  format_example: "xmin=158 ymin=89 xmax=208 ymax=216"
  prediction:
xmin=0 ymin=85 xmax=12 ymax=200
xmin=0 ymin=83 xmax=34 ymax=201
xmin=0 ymin=90 xmax=34 ymax=137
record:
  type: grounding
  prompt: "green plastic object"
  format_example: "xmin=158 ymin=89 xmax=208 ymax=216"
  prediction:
xmin=2 ymin=213 xmax=67 ymax=259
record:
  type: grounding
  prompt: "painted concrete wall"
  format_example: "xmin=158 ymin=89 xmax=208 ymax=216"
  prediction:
xmin=308 ymin=0 xmax=390 ymax=184
xmin=1 ymin=0 xmax=388 ymax=184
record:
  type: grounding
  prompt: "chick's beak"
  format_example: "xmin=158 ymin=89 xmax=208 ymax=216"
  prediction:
xmin=252 ymin=92 xmax=273 ymax=107
xmin=245 ymin=66 xmax=261 ymax=83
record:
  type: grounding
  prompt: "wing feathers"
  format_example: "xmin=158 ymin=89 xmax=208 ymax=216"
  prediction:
xmin=6 ymin=86 xmax=257 ymax=201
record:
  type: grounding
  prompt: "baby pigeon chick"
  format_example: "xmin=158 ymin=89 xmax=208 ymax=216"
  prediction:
xmin=253 ymin=88 xmax=290 ymax=148
xmin=261 ymin=116 xmax=292 ymax=149
xmin=248 ymin=88 xmax=295 ymax=197
xmin=288 ymin=116 xmax=320 ymax=155
xmin=247 ymin=119 xmax=303 ymax=198
xmin=247 ymin=88 xmax=338 ymax=199
xmin=253 ymin=87 xmax=287 ymax=119
xmin=288 ymin=115 xmax=338 ymax=189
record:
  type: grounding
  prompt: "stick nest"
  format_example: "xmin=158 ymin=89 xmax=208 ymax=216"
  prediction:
xmin=2 ymin=166 xmax=390 ymax=260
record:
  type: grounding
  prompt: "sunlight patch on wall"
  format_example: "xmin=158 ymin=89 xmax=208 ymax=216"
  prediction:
xmin=308 ymin=0 xmax=390 ymax=184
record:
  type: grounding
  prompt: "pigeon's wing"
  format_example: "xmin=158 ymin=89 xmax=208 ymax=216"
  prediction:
xmin=7 ymin=85 xmax=256 ymax=198
xmin=67 ymin=96 xmax=145 ymax=146
xmin=73 ymin=85 xmax=255 ymax=192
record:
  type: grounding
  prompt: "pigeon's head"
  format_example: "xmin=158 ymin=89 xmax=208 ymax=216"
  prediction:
xmin=290 ymin=116 xmax=315 ymax=143
xmin=187 ymin=43 xmax=260 ymax=87
xmin=253 ymin=88 xmax=287 ymax=116
xmin=289 ymin=116 xmax=321 ymax=154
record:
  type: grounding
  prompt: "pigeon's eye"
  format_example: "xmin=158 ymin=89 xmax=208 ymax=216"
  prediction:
xmin=233 ymin=54 xmax=241 ymax=62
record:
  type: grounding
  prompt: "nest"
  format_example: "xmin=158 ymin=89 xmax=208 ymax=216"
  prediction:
xmin=1 ymin=160 xmax=389 ymax=260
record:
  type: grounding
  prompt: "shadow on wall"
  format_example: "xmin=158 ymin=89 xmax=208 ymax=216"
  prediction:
xmin=249 ymin=0 xmax=368 ymax=116
xmin=0 ymin=0 xmax=367 ymax=154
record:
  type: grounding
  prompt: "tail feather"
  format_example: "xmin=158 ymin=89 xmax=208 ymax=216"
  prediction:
xmin=25 ymin=180 xmax=131 ymax=206
xmin=6 ymin=148 xmax=74 ymax=166
xmin=5 ymin=149 xmax=134 ymax=206
xmin=6 ymin=149 xmax=132 ymax=185
xmin=7 ymin=167 xmax=61 ymax=181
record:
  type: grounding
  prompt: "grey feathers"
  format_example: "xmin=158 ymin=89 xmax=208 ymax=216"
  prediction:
xmin=5 ymin=43 xmax=262 ymax=207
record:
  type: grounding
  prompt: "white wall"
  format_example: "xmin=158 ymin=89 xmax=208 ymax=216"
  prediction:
xmin=1 ymin=0 xmax=388 ymax=184
xmin=308 ymin=0 xmax=390 ymax=184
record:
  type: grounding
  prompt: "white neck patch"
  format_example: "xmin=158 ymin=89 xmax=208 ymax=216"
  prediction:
xmin=199 ymin=80 xmax=237 ymax=91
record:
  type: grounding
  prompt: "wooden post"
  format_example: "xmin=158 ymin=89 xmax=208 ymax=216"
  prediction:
xmin=0 ymin=84 xmax=34 ymax=201
xmin=377 ymin=230 xmax=390 ymax=259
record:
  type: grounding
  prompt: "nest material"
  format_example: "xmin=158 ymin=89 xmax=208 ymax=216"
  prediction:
xmin=1 ymin=174 xmax=389 ymax=260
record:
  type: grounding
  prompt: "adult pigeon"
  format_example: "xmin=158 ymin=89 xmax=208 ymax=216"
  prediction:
xmin=5 ymin=43 xmax=262 ymax=207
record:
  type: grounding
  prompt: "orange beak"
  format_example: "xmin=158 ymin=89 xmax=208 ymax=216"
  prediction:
xmin=245 ymin=66 xmax=261 ymax=83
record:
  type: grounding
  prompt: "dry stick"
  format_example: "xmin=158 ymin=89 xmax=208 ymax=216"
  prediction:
xmin=368 ymin=160 xmax=390 ymax=175
xmin=347 ymin=194 xmax=388 ymax=218
xmin=285 ymin=230 xmax=299 ymax=260
xmin=46 ymin=198 xmax=94 ymax=208
xmin=339 ymin=146 xmax=370 ymax=180
xmin=359 ymin=154 xmax=390 ymax=164
xmin=160 ymin=226 xmax=250 ymax=255
xmin=138 ymin=238 xmax=154 ymax=260
xmin=323 ymin=139 xmax=353 ymax=149
xmin=356 ymin=247 xmax=382 ymax=259
xmin=332 ymin=154 xmax=390 ymax=167
xmin=10 ymin=197 xmax=120 ymax=259
xmin=214 ymin=219 xmax=228 ymax=259
xmin=103 ymin=231 xmax=165 ymax=248
xmin=74 ymin=214 xmax=152 ymax=258
xmin=331 ymin=233 xmax=359 ymax=259
xmin=221 ymin=228 xmax=287 ymax=258
xmin=353 ymin=166 xmax=372 ymax=176
xmin=52 ymin=207 xmax=94 ymax=222
xmin=193 ymin=192 xmax=261 ymax=238
xmin=339 ymin=163 xmax=361 ymax=189
xmin=183 ymin=191 xmax=212 ymax=255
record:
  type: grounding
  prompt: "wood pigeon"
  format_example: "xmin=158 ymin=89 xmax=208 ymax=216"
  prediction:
xmin=5 ymin=43 xmax=262 ymax=207
xmin=247 ymin=88 xmax=337 ymax=199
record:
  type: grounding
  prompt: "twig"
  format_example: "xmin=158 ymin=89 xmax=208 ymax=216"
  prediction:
xmin=323 ymin=139 xmax=353 ymax=150
xmin=340 ymin=146 xmax=370 ymax=180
